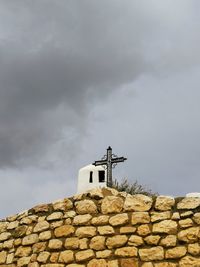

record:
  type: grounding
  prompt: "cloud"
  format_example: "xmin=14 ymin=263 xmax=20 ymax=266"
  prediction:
xmin=0 ymin=0 xmax=199 ymax=169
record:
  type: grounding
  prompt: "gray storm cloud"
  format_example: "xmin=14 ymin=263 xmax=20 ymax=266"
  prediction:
xmin=0 ymin=0 xmax=199 ymax=168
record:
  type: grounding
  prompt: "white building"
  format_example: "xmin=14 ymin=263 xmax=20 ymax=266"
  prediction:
xmin=77 ymin=164 xmax=107 ymax=194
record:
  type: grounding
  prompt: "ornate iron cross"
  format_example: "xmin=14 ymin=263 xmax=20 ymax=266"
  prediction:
xmin=92 ymin=146 xmax=127 ymax=187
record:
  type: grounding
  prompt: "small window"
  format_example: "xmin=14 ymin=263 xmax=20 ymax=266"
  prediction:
xmin=89 ymin=171 xmax=93 ymax=183
xmin=99 ymin=170 xmax=105 ymax=183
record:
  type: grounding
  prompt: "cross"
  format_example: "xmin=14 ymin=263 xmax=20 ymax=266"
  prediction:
xmin=92 ymin=146 xmax=127 ymax=187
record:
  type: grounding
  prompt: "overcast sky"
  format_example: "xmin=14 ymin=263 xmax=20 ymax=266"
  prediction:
xmin=0 ymin=0 xmax=200 ymax=218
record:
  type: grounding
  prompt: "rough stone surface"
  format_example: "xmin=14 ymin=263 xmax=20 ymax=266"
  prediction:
xmin=139 ymin=247 xmax=164 ymax=261
xmin=155 ymin=196 xmax=175 ymax=211
xmin=131 ymin=212 xmax=150 ymax=225
xmin=75 ymin=200 xmax=97 ymax=214
xmin=124 ymin=194 xmax=153 ymax=211
xmin=178 ymin=227 xmax=199 ymax=243
xmin=1 ymin=188 xmax=200 ymax=267
xmin=152 ymin=220 xmax=177 ymax=234
xmin=177 ymin=197 xmax=200 ymax=209
xmin=101 ymin=196 xmax=124 ymax=214
xmin=165 ymin=246 xmax=187 ymax=259
xmin=106 ymin=235 xmax=128 ymax=249
xmin=109 ymin=213 xmax=129 ymax=226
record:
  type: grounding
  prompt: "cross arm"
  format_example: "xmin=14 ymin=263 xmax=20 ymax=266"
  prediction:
xmin=92 ymin=160 xmax=107 ymax=166
xmin=111 ymin=157 xmax=127 ymax=164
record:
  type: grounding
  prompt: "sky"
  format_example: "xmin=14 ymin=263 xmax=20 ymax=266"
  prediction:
xmin=0 ymin=0 xmax=200 ymax=218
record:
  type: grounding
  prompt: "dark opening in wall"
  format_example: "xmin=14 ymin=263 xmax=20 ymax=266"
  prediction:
xmin=99 ymin=170 xmax=105 ymax=183
xmin=89 ymin=171 xmax=93 ymax=183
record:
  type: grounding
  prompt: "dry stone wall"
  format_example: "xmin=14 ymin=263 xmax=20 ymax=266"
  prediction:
xmin=1 ymin=188 xmax=200 ymax=266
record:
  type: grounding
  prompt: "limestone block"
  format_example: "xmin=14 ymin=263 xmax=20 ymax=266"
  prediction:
xmin=48 ymin=239 xmax=63 ymax=250
xmin=6 ymin=253 xmax=14 ymax=264
xmin=96 ymin=250 xmax=112 ymax=258
xmin=193 ymin=212 xmax=200 ymax=224
xmin=39 ymin=230 xmax=52 ymax=241
xmin=179 ymin=255 xmax=200 ymax=266
xmin=22 ymin=234 xmax=39 ymax=245
xmin=64 ymin=210 xmax=76 ymax=218
xmin=106 ymin=235 xmax=128 ymax=249
xmin=73 ymin=214 xmax=92 ymax=225
xmin=67 ymin=264 xmax=85 ymax=267
xmin=47 ymin=212 xmax=63 ymax=221
xmin=115 ymin=246 xmax=138 ymax=257
xmin=49 ymin=252 xmax=59 ymax=263
xmin=165 ymin=246 xmax=187 ymax=259
xmin=65 ymin=237 xmax=79 ymax=249
xmin=7 ymin=221 xmax=19 ymax=230
xmin=91 ymin=215 xmax=109 ymax=225
xmin=58 ymin=250 xmax=74 ymax=263
xmin=0 ymin=222 xmax=8 ymax=233
xmin=87 ymin=259 xmax=107 ymax=267
xmin=139 ymin=246 xmax=164 ymax=261
xmin=101 ymin=196 xmax=124 ymax=214
xmin=75 ymin=249 xmax=95 ymax=262
xmin=33 ymin=221 xmax=49 ymax=233
xmin=141 ymin=263 xmax=153 ymax=267
xmin=144 ymin=235 xmax=160 ymax=245
xmin=32 ymin=242 xmax=47 ymax=253
xmin=120 ymin=226 xmax=136 ymax=234
xmin=52 ymin=198 xmax=73 ymax=211
xmin=109 ymin=213 xmax=129 ymax=226
xmin=54 ymin=225 xmax=75 ymax=237
xmin=20 ymin=215 xmax=37 ymax=225
xmin=15 ymin=246 xmax=32 ymax=257
xmin=154 ymin=263 xmax=178 ymax=267
xmin=97 ymin=226 xmax=115 ymax=235
xmin=177 ymin=197 xmax=200 ymax=209
xmin=171 ymin=212 xmax=180 ymax=220
xmin=152 ymin=220 xmax=177 ymax=234
xmin=40 ymin=265 xmax=64 ymax=267
xmin=79 ymin=238 xmax=88 ymax=249
xmin=0 ymin=251 xmax=7 ymax=264
xmin=26 ymin=225 xmax=34 ymax=235
xmin=160 ymin=235 xmax=177 ymax=247
xmin=120 ymin=258 xmax=138 ymax=267
xmin=75 ymin=226 xmax=96 ymax=238
xmin=75 ymin=200 xmax=97 ymax=214
xmin=188 ymin=243 xmax=200 ymax=256
xmin=0 ymin=232 xmax=11 ymax=242
xmin=14 ymin=238 xmax=22 ymax=246
xmin=151 ymin=211 xmax=171 ymax=222
xmin=178 ymin=227 xmax=199 ymax=243
xmin=179 ymin=218 xmax=193 ymax=228
xmin=128 ymin=235 xmax=144 ymax=246
xmin=108 ymin=260 xmax=119 ymax=267
xmin=28 ymin=263 xmax=39 ymax=267
xmin=137 ymin=224 xmax=151 ymax=236
xmin=37 ymin=252 xmax=50 ymax=263
xmin=33 ymin=204 xmax=49 ymax=213
xmin=50 ymin=220 xmax=63 ymax=229
xmin=89 ymin=236 xmax=105 ymax=250
xmin=131 ymin=212 xmax=150 ymax=225
xmin=155 ymin=196 xmax=175 ymax=211
xmin=124 ymin=194 xmax=152 ymax=212
xmin=17 ymin=256 xmax=31 ymax=267
xmin=3 ymin=239 xmax=14 ymax=249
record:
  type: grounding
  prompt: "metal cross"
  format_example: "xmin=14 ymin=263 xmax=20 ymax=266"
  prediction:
xmin=92 ymin=146 xmax=127 ymax=187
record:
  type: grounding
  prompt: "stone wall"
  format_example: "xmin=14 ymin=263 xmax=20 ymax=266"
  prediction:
xmin=1 ymin=188 xmax=200 ymax=267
